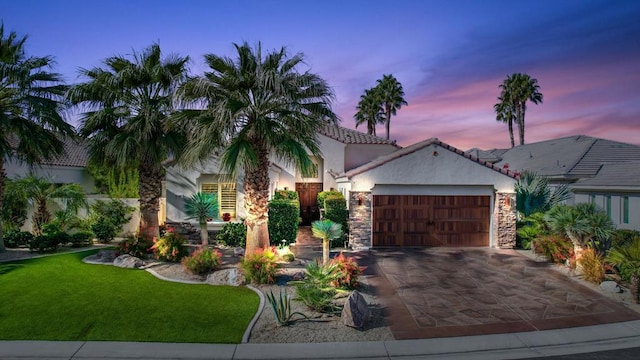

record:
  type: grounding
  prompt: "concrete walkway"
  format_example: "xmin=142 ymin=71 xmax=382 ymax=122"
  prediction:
xmin=3 ymin=320 xmax=640 ymax=359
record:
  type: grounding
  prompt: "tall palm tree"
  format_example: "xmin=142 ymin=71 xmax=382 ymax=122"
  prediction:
xmin=0 ymin=25 xmax=74 ymax=251
xmin=177 ymin=42 xmax=337 ymax=255
xmin=375 ymin=74 xmax=407 ymax=140
xmin=354 ymin=88 xmax=383 ymax=136
xmin=496 ymin=73 xmax=543 ymax=146
xmin=67 ymin=44 xmax=189 ymax=240
xmin=13 ymin=175 xmax=87 ymax=235
xmin=184 ymin=192 xmax=218 ymax=246
xmin=494 ymin=96 xmax=516 ymax=148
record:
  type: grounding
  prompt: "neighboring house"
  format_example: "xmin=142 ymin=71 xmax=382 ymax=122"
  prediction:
xmin=472 ymin=135 xmax=640 ymax=231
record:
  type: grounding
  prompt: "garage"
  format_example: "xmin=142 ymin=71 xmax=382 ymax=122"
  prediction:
xmin=372 ymin=195 xmax=490 ymax=247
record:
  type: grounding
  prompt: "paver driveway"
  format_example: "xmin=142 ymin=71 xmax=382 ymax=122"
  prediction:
xmin=369 ymin=248 xmax=640 ymax=340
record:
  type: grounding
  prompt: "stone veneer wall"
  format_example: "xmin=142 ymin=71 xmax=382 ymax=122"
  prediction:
xmin=348 ymin=191 xmax=372 ymax=249
xmin=495 ymin=193 xmax=517 ymax=248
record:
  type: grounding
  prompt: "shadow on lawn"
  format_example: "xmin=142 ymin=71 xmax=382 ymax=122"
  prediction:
xmin=0 ymin=264 xmax=24 ymax=275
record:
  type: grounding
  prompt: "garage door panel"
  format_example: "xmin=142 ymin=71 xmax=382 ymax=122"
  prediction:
xmin=373 ymin=195 xmax=490 ymax=247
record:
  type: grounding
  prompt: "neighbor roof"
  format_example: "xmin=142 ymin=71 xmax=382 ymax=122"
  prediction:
xmin=572 ymin=161 xmax=640 ymax=189
xmin=344 ymin=138 xmax=518 ymax=179
xmin=319 ymin=124 xmax=400 ymax=146
xmin=488 ymin=135 xmax=640 ymax=179
xmin=41 ymin=137 xmax=89 ymax=168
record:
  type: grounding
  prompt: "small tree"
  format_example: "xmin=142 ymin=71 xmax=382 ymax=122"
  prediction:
xmin=311 ymin=219 xmax=342 ymax=265
xmin=184 ymin=192 xmax=218 ymax=246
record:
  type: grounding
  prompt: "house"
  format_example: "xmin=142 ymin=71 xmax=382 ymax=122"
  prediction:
xmin=473 ymin=135 xmax=640 ymax=231
xmin=165 ymin=126 xmax=519 ymax=249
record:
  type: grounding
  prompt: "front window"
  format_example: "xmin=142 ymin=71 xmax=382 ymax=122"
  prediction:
xmin=201 ymin=182 xmax=237 ymax=218
xmin=605 ymin=195 xmax=612 ymax=219
xmin=623 ymin=196 xmax=629 ymax=224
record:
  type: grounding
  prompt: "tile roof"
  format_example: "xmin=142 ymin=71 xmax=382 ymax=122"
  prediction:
xmin=344 ymin=138 xmax=518 ymax=179
xmin=40 ymin=137 xmax=89 ymax=168
xmin=573 ymin=161 xmax=640 ymax=188
xmin=319 ymin=124 xmax=400 ymax=147
xmin=489 ymin=135 xmax=640 ymax=179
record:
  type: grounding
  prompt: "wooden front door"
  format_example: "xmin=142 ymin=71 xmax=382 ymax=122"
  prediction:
xmin=373 ymin=195 xmax=490 ymax=247
xmin=296 ymin=182 xmax=323 ymax=226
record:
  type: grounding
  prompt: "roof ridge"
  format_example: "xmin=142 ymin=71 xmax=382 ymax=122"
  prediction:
xmin=566 ymin=137 xmax=599 ymax=173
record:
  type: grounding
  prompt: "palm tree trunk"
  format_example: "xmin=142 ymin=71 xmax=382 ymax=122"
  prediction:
xmin=385 ymin=110 xmax=391 ymax=140
xmin=138 ymin=154 xmax=162 ymax=240
xmin=33 ymin=199 xmax=50 ymax=236
xmin=200 ymin=223 xmax=208 ymax=246
xmin=518 ymin=103 xmax=525 ymax=145
xmin=0 ymin=159 xmax=5 ymax=252
xmin=323 ymin=239 xmax=330 ymax=265
xmin=243 ymin=142 xmax=271 ymax=255
xmin=508 ymin=120 xmax=515 ymax=148
xmin=632 ymin=274 xmax=640 ymax=304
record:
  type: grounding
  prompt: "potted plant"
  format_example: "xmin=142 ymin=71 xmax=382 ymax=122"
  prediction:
xmin=222 ymin=212 xmax=231 ymax=222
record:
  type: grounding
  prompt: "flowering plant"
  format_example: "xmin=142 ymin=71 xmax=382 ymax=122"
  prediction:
xmin=240 ymin=247 xmax=281 ymax=284
xmin=151 ymin=232 xmax=188 ymax=262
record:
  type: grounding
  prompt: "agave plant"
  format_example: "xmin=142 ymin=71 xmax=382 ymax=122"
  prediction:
xmin=266 ymin=289 xmax=308 ymax=326
xmin=184 ymin=192 xmax=218 ymax=246
xmin=606 ymin=240 xmax=640 ymax=303
xmin=311 ymin=220 xmax=342 ymax=265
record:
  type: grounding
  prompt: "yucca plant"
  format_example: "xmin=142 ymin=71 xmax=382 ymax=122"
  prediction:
xmin=266 ymin=289 xmax=308 ymax=326
xmin=184 ymin=192 xmax=218 ymax=246
xmin=311 ymin=219 xmax=342 ymax=265
xmin=606 ymin=240 xmax=640 ymax=303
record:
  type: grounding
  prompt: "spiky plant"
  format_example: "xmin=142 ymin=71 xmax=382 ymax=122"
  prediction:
xmin=311 ymin=219 xmax=342 ymax=265
xmin=607 ymin=240 xmax=640 ymax=303
xmin=184 ymin=192 xmax=218 ymax=246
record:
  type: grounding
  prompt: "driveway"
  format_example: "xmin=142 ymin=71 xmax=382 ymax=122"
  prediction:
xmin=368 ymin=248 xmax=640 ymax=340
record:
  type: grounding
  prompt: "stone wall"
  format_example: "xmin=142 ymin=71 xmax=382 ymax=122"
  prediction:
xmin=348 ymin=191 xmax=372 ymax=249
xmin=495 ymin=193 xmax=517 ymax=248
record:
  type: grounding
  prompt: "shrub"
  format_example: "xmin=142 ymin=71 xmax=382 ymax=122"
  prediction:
xmin=3 ymin=231 xmax=34 ymax=248
xmin=268 ymin=199 xmax=299 ymax=246
xmin=216 ymin=222 xmax=246 ymax=247
xmin=317 ymin=190 xmax=342 ymax=210
xmin=29 ymin=233 xmax=64 ymax=253
xmin=152 ymin=232 xmax=188 ymax=262
xmin=240 ymin=247 xmax=281 ymax=284
xmin=330 ymin=252 xmax=362 ymax=289
xmin=273 ymin=189 xmax=299 ymax=201
xmin=611 ymin=229 xmax=640 ymax=249
xmin=533 ymin=235 xmax=574 ymax=265
xmin=91 ymin=218 xmax=118 ymax=243
xmin=89 ymin=199 xmax=135 ymax=239
xmin=70 ymin=231 xmax=94 ymax=247
xmin=2 ymin=179 xmax=28 ymax=232
xmin=578 ymin=248 xmax=605 ymax=284
xmin=293 ymin=261 xmax=340 ymax=312
xmin=182 ymin=247 xmax=222 ymax=275
xmin=324 ymin=195 xmax=348 ymax=247
xmin=118 ymin=235 xmax=154 ymax=258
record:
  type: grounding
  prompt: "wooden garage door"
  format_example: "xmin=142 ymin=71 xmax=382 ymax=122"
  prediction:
xmin=372 ymin=195 xmax=490 ymax=247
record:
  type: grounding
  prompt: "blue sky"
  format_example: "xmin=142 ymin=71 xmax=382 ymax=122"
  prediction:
xmin=3 ymin=0 xmax=639 ymax=150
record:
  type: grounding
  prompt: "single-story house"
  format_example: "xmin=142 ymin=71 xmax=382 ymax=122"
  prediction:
xmin=469 ymin=135 xmax=640 ymax=231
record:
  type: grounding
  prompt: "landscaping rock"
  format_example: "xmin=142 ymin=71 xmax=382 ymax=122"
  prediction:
xmin=206 ymin=268 xmax=244 ymax=286
xmin=600 ymin=280 xmax=623 ymax=293
xmin=341 ymin=290 xmax=369 ymax=329
xmin=113 ymin=254 xmax=145 ymax=269
xmin=233 ymin=247 xmax=245 ymax=257
xmin=292 ymin=271 xmax=305 ymax=281
xmin=94 ymin=249 xmax=117 ymax=263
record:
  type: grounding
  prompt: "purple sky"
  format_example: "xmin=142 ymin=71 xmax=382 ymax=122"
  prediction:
xmin=3 ymin=0 xmax=639 ymax=150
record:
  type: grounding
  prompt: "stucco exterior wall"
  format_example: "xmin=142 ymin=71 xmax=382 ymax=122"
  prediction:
xmin=316 ymin=135 xmax=346 ymax=191
xmin=574 ymin=192 xmax=640 ymax=231
xmin=5 ymin=161 xmax=95 ymax=193
xmin=344 ymin=144 xmax=398 ymax=171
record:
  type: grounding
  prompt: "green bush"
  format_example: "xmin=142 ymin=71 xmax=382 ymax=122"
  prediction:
xmin=29 ymin=233 xmax=65 ymax=253
xmin=216 ymin=222 xmax=247 ymax=247
xmin=182 ymin=247 xmax=222 ymax=275
xmin=273 ymin=189 xmax=299 ymax=201
xmin=611 ymin=229 xmax=640 ymax=249
xmin=90 ymin=199 xmax=135 ymax=239
xmin=2 ymin=179 xmax=28 ymax=232
xmin=293 ymin=261 xmax=340 ymax=312
xmin=268 ymin=199 xmax=299 ymax=246
xmin=70 ymin=231 xmax=94 ymax=247
xmin=152 ymin=232 xmax=188 ymax=262
xmin=3 ymin=230 xmax=34 ymax=248
xmin=324 ymin=195 xmax=348 ymax=247
xmin=317 ymin=190 xmax=343 ymax=210
xmin=533 ymin=235 xmax=575 ymax=265
xmin=91 ymin=218 xmax=118 ymax=243
xmin=240 ymin=247 xmax=281 ymax=284
xmin=118 ymin=235 xmax=154 ymax=258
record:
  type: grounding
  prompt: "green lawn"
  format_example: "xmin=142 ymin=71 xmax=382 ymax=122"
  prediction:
xmin=0 ymin=250 xmax=259 ymax=343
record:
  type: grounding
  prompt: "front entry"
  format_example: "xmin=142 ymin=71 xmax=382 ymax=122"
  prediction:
xmin=296 ymin=182 xmax=323 ymax=226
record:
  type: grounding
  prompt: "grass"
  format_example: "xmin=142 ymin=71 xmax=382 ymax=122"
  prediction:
xmin=0 ymin=250 xmax=259 ymax=343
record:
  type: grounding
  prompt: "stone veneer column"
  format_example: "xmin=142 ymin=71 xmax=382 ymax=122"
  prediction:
xmin=495 ymin=193 xmax=517 ymax=248
xmin=348 ymin=191 xmax=372 ymax=249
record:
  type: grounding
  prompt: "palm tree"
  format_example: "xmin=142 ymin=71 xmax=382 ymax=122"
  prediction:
xmin=494 ymin=96 xmax=516 ymax=148
xmin=67 ymin=44 xmax=189 ymax=240
xmin=311 ymin=219 xmax=342 ymax=265
xmin=13 ymin=175 xmax=87 ymax=235
xmin=177 ymin=42 xmax=337 ymax=255
xmin=606 ymin=240 xmax=640 ymax=303
xmin=0 ymin=25 xmax=74 ymax=251
xmin=354 ymin=88 xmax=382 ymax=136
xmin=496 ymin=73 xmax=543 ymax=146
xmin=515 ymin=171 xmax=570 ymax=218
xmin=375 ymin=74 xmax=407 ymax=140
xmin=184 ymin=192 xmax=218 ymax=246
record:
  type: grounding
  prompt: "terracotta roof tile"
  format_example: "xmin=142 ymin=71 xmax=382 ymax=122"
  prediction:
xmin=319 ymin=125 xmax=400 ymax=146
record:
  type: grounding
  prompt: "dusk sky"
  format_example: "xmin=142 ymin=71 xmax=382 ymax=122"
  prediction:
xmin=3 ymin=0 xmax=639 ymax=150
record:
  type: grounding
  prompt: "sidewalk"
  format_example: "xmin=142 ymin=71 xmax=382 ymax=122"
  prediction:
xmin=3 ymin=320 xmax=640 ymax=360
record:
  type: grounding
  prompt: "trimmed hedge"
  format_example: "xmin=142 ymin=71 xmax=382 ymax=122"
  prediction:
xmin=317 ymin=190 xmax=343 ymax=210
xmin=324 ymin=195 xmax=348 ymax=247
xmin=273 ymin=189 xmax=299 ymax=202
xmin=268 ymin=199 xmax=299 ymax=246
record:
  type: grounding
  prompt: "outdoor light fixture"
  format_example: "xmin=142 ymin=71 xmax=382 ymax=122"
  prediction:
xmin=504 ymin=196 xmax=511 ymax=209
xmin=358 ymin=194 xmax=364 ymax=206
xmin=433 ymin=151 xmax=439 ymax=156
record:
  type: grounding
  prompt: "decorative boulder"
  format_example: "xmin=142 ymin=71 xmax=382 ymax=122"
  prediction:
xmin=600 ymin=281 xmax=623 ymax=293
xmin=341 ymin=290 xmax=370 ymax=329
xmin=113 ymin=254 xmax=145 ymax=269
xmin=292 ymin=271 xmax=305 ymax=281
xmin=233 ymin=247 xmax=245 ymax=257
xmin=206 ymin=268 xmax=244 ymax=286
xmin=95 ymin=249 xmax=117 ymax=263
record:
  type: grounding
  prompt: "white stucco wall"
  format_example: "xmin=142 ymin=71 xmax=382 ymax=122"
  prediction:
xmin=344 ymin=144 xmax=398 ymax=171
xmin=349 ymin=144 xmax=516 ymax=193
xmin=317 ymin=135 xmax=346 ymax=191
xmin=5 ymin=161 xmax=95 ymax=193
xmin=574 ymin=192 xmax=640 ymax=231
